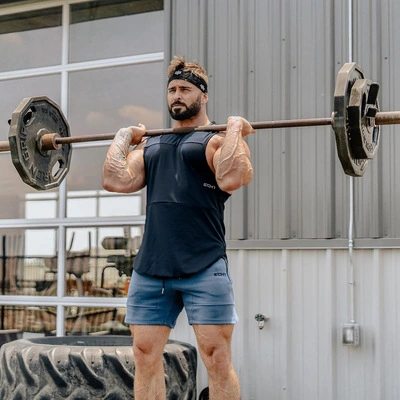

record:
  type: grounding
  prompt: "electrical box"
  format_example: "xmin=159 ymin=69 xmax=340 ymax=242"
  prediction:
xmin=341 ymin=323 xmax=360 ymax=346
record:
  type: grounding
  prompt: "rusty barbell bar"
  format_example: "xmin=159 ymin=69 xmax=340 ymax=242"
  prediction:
xmin=0 ymin=117 xmax=333 ymax=152
xmin=0 ymin=111 xmax=399 ymax=153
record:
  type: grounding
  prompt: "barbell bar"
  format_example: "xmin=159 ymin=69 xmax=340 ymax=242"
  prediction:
xmin=1 ymin=62 xmax=400 ymax=191
xmin=3 ymin=112 xmax=400 ymax=152
xmin=1 ymin=117 xmax=333 ymax=151
xmin=2 ymin=112 xmax=400 ymax=152
xmin=6 ymin=112 xmax=400 ymax=149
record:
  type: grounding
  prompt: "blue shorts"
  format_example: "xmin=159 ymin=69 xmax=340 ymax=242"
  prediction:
xmin=125 ymin=257 xmax=238 ymax=328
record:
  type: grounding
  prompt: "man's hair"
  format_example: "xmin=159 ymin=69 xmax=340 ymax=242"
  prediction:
xmin=167 ymin=56 xmax=209 ymax=87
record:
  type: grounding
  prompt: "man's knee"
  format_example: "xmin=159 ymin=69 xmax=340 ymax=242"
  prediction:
xmin=131 ymin=325 xmax=170 ymax=367
xmin=202 ymin=345 xmax=232 ymax=372
xmin=133 ymin=340 xmax=161 ymax=366
xmin=197 ymin=337 xmax=233 ymax=375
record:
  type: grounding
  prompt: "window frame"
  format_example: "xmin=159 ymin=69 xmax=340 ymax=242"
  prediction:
xmin=0 ymin=0 xmax=163 ymax=336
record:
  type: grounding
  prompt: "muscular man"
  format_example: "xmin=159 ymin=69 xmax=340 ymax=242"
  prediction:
xmin=103 ymin=56 xmax=254 ymax=400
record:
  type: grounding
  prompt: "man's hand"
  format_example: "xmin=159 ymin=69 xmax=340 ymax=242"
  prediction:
xmin=226 ymin=116 xmax=255 ymax=138
xmin=122 ymin=123 xmax=147 ymax=146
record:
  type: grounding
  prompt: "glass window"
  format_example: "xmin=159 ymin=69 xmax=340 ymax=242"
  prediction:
xmin=67 ymin=148 xmax=143 ymax=216
xmin=0 ymin=7 xmax=62 ymax=72
xmin=67 ymin=62 xmax=163 ymax=213
xmin=64 ymin=226 xmax=141 ymax=298
xmin=64 ymin=306 xmax=129 ymax=336
xmin=69 ymin=0 xmax=163 ymax=62
xmin=0 ymin=1 xmax=162 ymax=336
xmin=67 ymin=189 xmax=142 ymax=217
xmin=0 ymin=75 xmax=62 ymax=220
xmin=67 ymin=147 xmax=107 ymax=193
xmin=0 ymin=153 xmax=60 ymax=219
xmin=25 ymin=193 xmax=58 ymax=219
xmin=0 ymin=304 xmax=129 ymax=337
xmin=0 ymin=75 xmax=61 ymax=142
xmin=0 ymin=305 xmax=57 ymax=336
xmin=68 ymin=62 xmax=164 ymax=137
xmin=99 ymin=194 xmax=142 ymax=217
xmin=0 ymin=225 xmax=139 ymax=298
xmin=0 ymin=228 xmax=57 ymax=296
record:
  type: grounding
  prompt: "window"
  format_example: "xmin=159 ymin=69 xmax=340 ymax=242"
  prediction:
xmin=69 ymin=0 xmax=163 ymax=62
xmin=0 ymin=0 xmax=164 ymax=336
xmin=0 ymin=7 xmax=62 ymax=72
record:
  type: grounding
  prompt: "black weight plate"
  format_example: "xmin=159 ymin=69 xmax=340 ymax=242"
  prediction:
xmin=8 ymin=96 xmax=72 ymax=190
xmin=347 ymin=79 xmax=380 ymax=159
xmin=333 ymin=63 xmax=369 ymax=177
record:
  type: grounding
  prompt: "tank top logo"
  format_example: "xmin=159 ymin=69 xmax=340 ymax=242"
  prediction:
xmin=203 ymin=182 xmax=216 ymax=190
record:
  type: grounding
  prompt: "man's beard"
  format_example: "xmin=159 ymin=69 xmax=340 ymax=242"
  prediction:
xmin=168 ymin=94 xmax=202 ymax=121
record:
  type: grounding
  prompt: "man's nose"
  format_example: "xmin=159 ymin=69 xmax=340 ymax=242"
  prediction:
xmin=173 ymin=90 xmax=182 ymax=100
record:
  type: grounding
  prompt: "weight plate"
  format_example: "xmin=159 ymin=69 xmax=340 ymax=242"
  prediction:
xmin=8 ymin=96 xmax=72 ymax=190
xmin=333 ymin=63 xmax=369 ymax=177
xmin=347 ymin=79 xmax=380 ymax=159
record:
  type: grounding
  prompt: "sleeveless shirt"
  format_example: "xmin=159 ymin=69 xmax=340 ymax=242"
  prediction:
xmin=133 ymin=130 xmax=231 ymax=278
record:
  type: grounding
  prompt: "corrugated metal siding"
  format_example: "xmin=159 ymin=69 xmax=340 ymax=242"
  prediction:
xmin=168 ymin=0 xmax=400 ymax=241
xmin=167 ymin=2 xmax=400 ymax=395
xmin=171 ymin=248 xmax=400 ymax=399
xmin=375 ymin=0 xmax=400 ymax=238
xmin=351 ymin=0 xmax=384 ymax=240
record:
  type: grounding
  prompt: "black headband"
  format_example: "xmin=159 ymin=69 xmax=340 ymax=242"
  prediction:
xmin=168 ymin=69 xmax=208 ymax=93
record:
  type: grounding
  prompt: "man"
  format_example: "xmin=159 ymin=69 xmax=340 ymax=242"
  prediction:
xmin=102 ymin=56 xmax=254 ymax=400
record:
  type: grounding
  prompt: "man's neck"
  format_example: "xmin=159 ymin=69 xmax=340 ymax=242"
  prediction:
xmin=172 ymin=114 xmax=211 ymax=129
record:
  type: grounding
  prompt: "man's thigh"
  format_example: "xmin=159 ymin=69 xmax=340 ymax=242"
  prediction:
xmin=125 ymin=270 xmax=184 ymax=327
xmin=179 ymin=258 xmax=238 ymax=325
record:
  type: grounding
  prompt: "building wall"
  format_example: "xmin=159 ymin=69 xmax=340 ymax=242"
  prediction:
xmin=172 ymin=248 xmax=400 ymax=399
xmin=168 ymin=0 xmax=400 ymax=241
xmin=167 ymin=1 xmax=400 ymax=399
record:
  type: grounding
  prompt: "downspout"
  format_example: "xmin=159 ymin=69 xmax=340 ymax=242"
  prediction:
xmin=348 ymin=0 xmax=356 ymax=325
xmin=55 ymin=2 xmax=70 ymax=337
xmin=163 ymin=0 xmax=173 ymax=130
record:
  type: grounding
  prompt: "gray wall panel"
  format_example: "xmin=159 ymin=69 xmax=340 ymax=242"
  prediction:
xmin=378 ymin=0 xmax=400 ymax=238
xmin=245 ymin=0 xmax=292 ymax=239
xmin=351 ymin=0 xmax=384 ymax=239
xmin=351 ymin=0 xmax=400 ymax=238
xmin=245 ymin=0 xmax=337 ymax=239
xmin=172 ymin=248 xmax=400 ymax=399
xmin=206 ymin=0 xmax=249 ymax=238
xmin=168 ymin=0 xmax=400 ymax=241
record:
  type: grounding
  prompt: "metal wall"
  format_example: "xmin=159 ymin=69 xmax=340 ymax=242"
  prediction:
xmin=167 ymin=0 xmax=400 ymax=241
xmin=171 ymin=248 xmax=400 ymax=400
xmin=167 ymin=1 xmax=400 ymax=399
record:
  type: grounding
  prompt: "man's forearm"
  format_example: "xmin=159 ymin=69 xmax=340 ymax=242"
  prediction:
xmin=102 ymin=128 xmax=146 ymax=193
xmin=103 ymin=129 xmax=134 ymax=179
xmin=215 ymin=119 xmax=253 ymax=191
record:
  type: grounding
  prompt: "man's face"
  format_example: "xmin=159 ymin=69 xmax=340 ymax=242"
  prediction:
xmin=167 ymin=80 xmax=204 ymax=121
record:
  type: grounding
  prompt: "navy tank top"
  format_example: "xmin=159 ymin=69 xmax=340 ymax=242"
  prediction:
xmin=133 ymin=130 xmax=231 ymax=278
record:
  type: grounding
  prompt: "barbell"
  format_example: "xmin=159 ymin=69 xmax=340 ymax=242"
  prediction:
xmin=1 ymin=62 xmax=400 ymax=190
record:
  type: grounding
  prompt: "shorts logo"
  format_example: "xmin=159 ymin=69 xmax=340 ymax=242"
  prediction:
xmin=214 ymin=272 xmax=226 ymax=276
xmin=203 ymin=182 xmax=216 ymax=190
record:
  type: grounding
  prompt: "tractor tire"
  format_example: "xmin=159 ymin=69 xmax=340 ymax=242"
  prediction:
xmin=0 ymin=335 xmax=197 ymax=400
xmin=198 ymin=387 xmax=210 ymax=399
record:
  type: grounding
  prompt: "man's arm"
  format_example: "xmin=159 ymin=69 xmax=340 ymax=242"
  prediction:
xmin=211 ymin=116 xmax=254 ymax=193
xmin=102 ymin=125 xmax=147 ymax=193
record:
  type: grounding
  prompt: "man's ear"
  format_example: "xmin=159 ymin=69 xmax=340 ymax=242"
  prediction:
xmin=202 ymin=93 xmax=209 ymax=105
